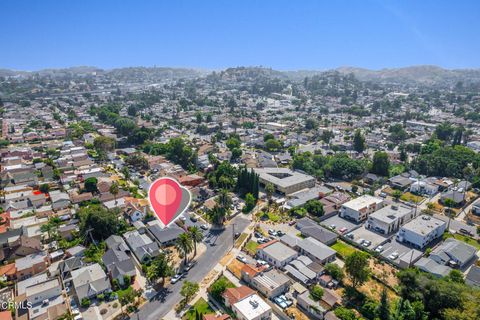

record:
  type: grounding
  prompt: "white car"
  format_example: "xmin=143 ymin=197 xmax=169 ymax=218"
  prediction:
xmin=375 ymin=245 xmax=384 ymax=253
xmin=170 ymin=273 xmax=183 ymax=284
xmin=388 ymin=252 xmax=399 ymax=260
xmin=236 ymin=255 xmax=247 ymax=263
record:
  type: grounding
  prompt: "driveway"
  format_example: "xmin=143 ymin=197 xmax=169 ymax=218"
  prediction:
xmin=132 ymin=215 xmax=251 ymax=320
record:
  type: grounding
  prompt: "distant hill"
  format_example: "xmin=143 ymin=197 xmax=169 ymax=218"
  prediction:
xmin=334 ymin=65 xmax=480 ymax=86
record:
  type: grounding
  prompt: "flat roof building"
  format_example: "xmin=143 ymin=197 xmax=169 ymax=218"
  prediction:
xmin=396 ymin=215 xmax=446 ymax=249
xmin=340 ymin=195 xmax=384 ymax=222
xmin=367 ymin=204 xmax=415 ymax=235
xmin=254 ymin=168 xmax=315 ymax=195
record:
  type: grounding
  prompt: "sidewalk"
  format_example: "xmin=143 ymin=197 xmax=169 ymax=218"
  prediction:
xmin=164 ymin=217 xmax=256 ymax=320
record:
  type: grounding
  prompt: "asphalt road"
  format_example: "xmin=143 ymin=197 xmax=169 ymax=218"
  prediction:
xmin=132 ymin=215 xmax=251 ymax=320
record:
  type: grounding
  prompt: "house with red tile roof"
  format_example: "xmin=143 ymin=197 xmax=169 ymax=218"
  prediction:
xmin=222 ymin=285 xmax=255 ymax=308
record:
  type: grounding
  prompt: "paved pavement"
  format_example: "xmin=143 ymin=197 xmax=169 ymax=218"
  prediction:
xmin=132 ymin=215 xmax=251 ymax=320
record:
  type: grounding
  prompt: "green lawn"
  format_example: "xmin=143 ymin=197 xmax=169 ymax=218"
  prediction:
xmin=443 ymin=232 xmax=480 ymax=250
xmin=235 ymin=233 xmax=248 ymax=248
xmin=331 ymin=240 xmax=358 ymax=259
xmin=268 ymin=211 xmax=281 ymax=222
xmin=182 ymin=298 xmax=214 ymax=320
xmin=400 ymin=192 xmax=425 ymax=204
xmin=244 ymin=240 xmax=259 ymax=255
xmin=115 ymin=286 xmax=133 ymax=300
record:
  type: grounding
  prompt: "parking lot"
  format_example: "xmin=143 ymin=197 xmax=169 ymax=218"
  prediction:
xmin=349 ymin=225 xmax=390 ymax=249
xmin=380 ymin=238 xmax=418 ymax=262
xmin=320 ymin=215 xmax=358 ymax=234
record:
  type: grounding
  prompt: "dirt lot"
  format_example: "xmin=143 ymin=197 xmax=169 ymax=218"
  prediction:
xmin=369 ymin=259 xmax=399 ymax=288
xmin=285 ymin=306 xmax=309 ymax=320
xmin=226 ymin=259 xmax=245 ymax=279
xmin=219 ymin=252 xmax=234 ymax=266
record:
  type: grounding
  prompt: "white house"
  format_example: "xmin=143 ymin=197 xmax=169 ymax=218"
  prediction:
xmin=339 ymin=195 xmax=384 ymax=222
xmin=232 ymin=294 xmax=272 ymax=320
xmin=256 ymin=241 xmax=298 ymax=268
xmin=396 ymin=215 xmax=446 ymax=249
xmin=367 ymin=204 xmax=415 ymax=235
xmin=410 ymin=179 xmax=438 ymax=196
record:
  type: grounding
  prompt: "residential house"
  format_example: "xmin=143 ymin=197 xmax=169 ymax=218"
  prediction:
xmin=429 ymin=238 xmax=477 ymax=269
xmin=232 ymin=294 xmax=272 ymax=320
xmin=297 ymin=237 xmax=336 ymax=265
xmin=396 ymin=215 xmax=446 ymax=249
xmin=49 ymin=190 xmax=71 ymax=211
xmin=15 ymin=251 xmax=49 ymax=280
xmin=26 ymin=278 xmax=67 ymax=320
xmin=123 ymin=230 xmax=160 ymax=263
xmin=147 ymin=222 xmax=184 ymax=247
xmin=339 ymin=195 xmax=384 ymax=222
xmin=256 ymin=240 xmax=298 ymax=268
xmin=295 ymin=218 xmax=337 ymax=245
xmin=222 ymin=285 xmax=255 ymax=308
xmin=466 ymin=266 xmax=480 ymax=288
xmin=296 ymin=290 xmax=327 ymax=320
xmin=252 ymin=269 xmax=291 ymax=298
xmin=102 ymin=248 xmax=136 ymax=286
xmin=71 ymin=264 xmax=111 ymax=302
xmin=366 ymin=204 xmax=415 ymax=235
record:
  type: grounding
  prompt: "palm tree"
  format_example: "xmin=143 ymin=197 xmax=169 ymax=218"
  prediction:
xmin=40 ymin=222 xmax=54 ymax=240
xmin=176 ymin=233 xmax=193 ymax=265
xmin=110 ymin=182 xmax=119 ymax=205
xmin=188 ymin=226 xmax=204 ymax=257
xmin=216 ymin=189 xmax=232 ymax=215
xmin=209 ymin=205 xmax=226 ymax=226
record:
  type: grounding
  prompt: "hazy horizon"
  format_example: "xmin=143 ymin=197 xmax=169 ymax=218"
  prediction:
xmin=1 ymin=0 xmax=479 ymax=71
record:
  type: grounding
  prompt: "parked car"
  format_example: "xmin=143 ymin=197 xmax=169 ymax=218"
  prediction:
xmin=190 ymin=215 xmax=198 ymax=222
xmin=200 ymin=224 xmax=209 ymax=230
xmin=375 ymin=245 xmax=384 ymax=253
xmin=339 ymin=227 xmax=348 ymax=234
xmin=234 ymin=232 xmax=240 ymax=239
xmin=268 ymin=229 xmax=276 ymax=236
xmin=276 ymin=230 xmax=285 ymax=236
xmin=329 ymin=224 xmax=336 ymax=230
xmin=346 ymin=233 xmax=354 ymax=239
xmin=362 ymin=240 xmax=371 ymax=247
xmin=388 ymin=252 xmax=399 ymax=260
xmin=236 ymin=255 xmax=247 ymax=263
xmin=185 ymin=261 xmax=196 ymax=271
xmin=171 ymin=273 xmax=183 ymax=284
xmin=288 ymin=221 xmax=296 ymax=226
xmin=254 ymin=232 xmax=262 ymax=238
xmin=256 ymin=259 xmax=267 ymax=266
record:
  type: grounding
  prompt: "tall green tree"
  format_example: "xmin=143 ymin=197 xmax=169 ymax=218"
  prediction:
xmin=180 ymin=281 xmax=199 ymax=303
xmin=345 ymin=251 xmax=370 ymax=289
xmin=188 ymin=226 xmax=204 ymax=257
xmin=146 ymin=252 xmax=174 ymax=285
xmin=371 ymin=151 xmax=390 ymax=176
xmin=376 ymin=287 xmax=391 ymax=320
xmin=176 ymin=233 xmax=193 ymax=265
xmin=353 ymin=129 xmax=366 ymax=153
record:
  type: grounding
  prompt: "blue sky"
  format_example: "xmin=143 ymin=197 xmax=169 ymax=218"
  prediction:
xmin=0 ymin=0 xmax=479 ymax=71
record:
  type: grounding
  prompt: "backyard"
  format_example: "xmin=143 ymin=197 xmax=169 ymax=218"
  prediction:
xmin=244 ymin=240 xmax=259 ymax=256
xmin=443 ymin=232 xmax=480 ymax=250
xmin=182 ymin=298 xmax=215 ymax=320
xmin=331 ymin=240 xmax=358 ymax=259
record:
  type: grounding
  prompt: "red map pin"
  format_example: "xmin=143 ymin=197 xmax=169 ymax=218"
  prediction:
xmin=148 ymin=177 xmax=191 ymax=228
